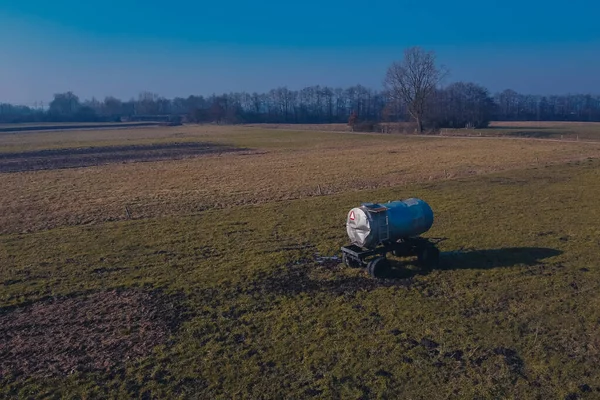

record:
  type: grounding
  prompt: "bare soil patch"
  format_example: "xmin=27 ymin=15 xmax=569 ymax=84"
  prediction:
xmin=0 ymin=142 xmax=245 ymax=173
xmin=0 ymin=289 xmax=187 ymax=379
xmin=0 ymin=122 xmax=163 ymax=133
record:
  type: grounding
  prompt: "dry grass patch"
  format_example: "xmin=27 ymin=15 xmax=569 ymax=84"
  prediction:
xmin=0 ymin=125 xmax=207 ymax=153
xmin=490 ymin=121 xmax=600 ymax=128
xmin=244 ymin=123 xmax=352 ymax=132
xmin=2 ymin=129 xmax=600 ymax=234
xmin=442 ymin=121 xmax=600 ymax=141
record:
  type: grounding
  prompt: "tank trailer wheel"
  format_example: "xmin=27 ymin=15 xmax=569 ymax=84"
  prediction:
xmin=367 ymin=257 xmax=390 ymax=278
xmin=417 ymin=245 xmax=440 ymax=271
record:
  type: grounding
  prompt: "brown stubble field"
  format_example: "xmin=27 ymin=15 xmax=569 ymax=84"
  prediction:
xmin=489 ymin=121 xmax=600 ymax=128
xmin=448 ymin=121 xmax=600 ymax=141
xmin=247 ymin=121 xmax=600 ymax=141
xmin=2 ymin=125 xmax=600 ymax=234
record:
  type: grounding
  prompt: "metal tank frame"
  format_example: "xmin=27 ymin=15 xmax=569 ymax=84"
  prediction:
xmin=341 ymin=201 xmax=443 ymax=278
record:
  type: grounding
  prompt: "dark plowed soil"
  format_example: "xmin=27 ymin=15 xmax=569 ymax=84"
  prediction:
xmin=0 ymin=122 xmax=163 ymax=133
xmin=0 ymin=289 xmax=188 ymax=379
xmin=0 ymin=142 xmax=246 ymax=173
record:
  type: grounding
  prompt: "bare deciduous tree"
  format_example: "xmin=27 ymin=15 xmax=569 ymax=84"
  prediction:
xmin=384 ymin=47 xmax=448 ymax=132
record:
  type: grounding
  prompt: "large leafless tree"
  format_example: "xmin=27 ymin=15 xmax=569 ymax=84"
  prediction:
xmin=384 ymin=47 xmax=448 ymax=132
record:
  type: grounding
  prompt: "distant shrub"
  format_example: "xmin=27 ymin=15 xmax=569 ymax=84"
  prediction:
xmin=353 ymin=121 xmax=382 ymax=132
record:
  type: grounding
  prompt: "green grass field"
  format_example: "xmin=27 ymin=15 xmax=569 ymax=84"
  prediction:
xmin=1 ymin=123 xmax=600 ymax=398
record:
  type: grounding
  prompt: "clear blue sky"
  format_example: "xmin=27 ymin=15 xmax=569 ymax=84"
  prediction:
xmin=1 ymin=0 xmax=599 ymax=104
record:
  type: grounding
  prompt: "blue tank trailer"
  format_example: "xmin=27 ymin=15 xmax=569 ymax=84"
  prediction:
xmin=341 ymin=198 xmax=441 ymax=278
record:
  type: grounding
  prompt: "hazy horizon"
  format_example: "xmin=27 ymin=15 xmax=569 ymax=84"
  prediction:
xmin=2 ymin=0 xmax=600 ymax=105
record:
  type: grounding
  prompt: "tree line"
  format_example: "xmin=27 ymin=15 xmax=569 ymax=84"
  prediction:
xmin=2 ymin=47 xmax=599 ymax=130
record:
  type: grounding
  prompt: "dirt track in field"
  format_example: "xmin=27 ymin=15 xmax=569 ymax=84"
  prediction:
xmin=0 ymin=142 xmax=246 ymax=173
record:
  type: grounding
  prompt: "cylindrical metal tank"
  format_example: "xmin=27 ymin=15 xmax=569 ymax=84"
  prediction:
xmin=346 ymin=198 xmax=434 ymax=248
